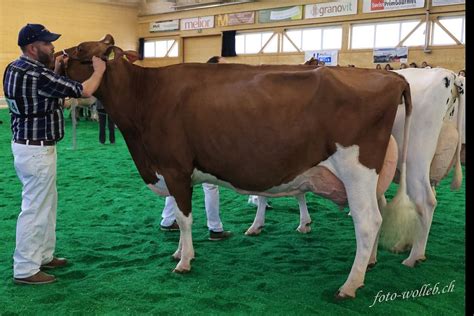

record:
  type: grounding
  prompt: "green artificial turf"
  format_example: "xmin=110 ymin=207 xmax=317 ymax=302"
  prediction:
xmin=0 ymin=108 xmax=465 ymax=315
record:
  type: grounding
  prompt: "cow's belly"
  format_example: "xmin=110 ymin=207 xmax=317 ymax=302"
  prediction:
xmin=191 ymin=136 xmax=398 ymax=205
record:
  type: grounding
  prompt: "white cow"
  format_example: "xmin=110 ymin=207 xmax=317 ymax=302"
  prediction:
xmin=247 ymin=68 xmax=464 ymax=268
xmin=63 ymin=97 xmax=97 ymax=149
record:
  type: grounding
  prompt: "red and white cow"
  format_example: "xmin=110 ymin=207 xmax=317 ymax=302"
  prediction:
xmin=250 ymin=68 xmax=464 ymax=269
xmin=62 ymin=35 xmax=413 ymax=299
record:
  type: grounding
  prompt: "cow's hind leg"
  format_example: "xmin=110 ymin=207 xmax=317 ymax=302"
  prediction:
xmin=296 ymin=194 xmax=312 ymax=233
xmin=403 ymin=176 xmax=436 ymax=267
xmin=321 ymin=145 xmax=382 ymax=299
xmin=246 ymin=196 xmax=268 ymax=235
xmin=368 ymin=195 xmax=387 ymax=269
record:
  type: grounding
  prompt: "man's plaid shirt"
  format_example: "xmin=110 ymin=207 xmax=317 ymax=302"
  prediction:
xmin=3 ymin=55 xmax=83 ymax=142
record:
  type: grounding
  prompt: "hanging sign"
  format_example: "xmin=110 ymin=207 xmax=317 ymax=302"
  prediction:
xmin=432 ymin=0 xmax=464 ymax=6
xmin=180 ymin=16 xmax=214 ymax=31
xmin=373 ymin=47 xmax=408 ymax=63
xmin=216 ymin=11 xmax=255 ymax=27
xmin=305 ymin=0 xmax=358 ymax=19
xmin=304 ymin=50 xmax=339 ymax=66
xmin=259 ymin=6 xmax=303 ymax=23
xmin=362 ymin=0 xmax=425 ymax=13
xmin=149 ymin=20 xmax=179 ymax=32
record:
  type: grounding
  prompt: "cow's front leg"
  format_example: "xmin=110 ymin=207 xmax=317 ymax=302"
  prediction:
xmin=174 ymin=210 xmax=194 ymax=272
xmin=166 ymin=176 xmax=194 ymax=273
xmin=296 ymin=194 xmax=312 ymax=233
xmin=246 ymin=196 xmax=267 ymax=235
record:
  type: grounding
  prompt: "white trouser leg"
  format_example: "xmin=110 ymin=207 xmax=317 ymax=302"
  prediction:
xmin=202 ymin=183 xmax=222 ymax=232
xmin=12 ymin=143 xmax=57 ymax=278
xmin=161 ymin=196 xmax=177 ymax=226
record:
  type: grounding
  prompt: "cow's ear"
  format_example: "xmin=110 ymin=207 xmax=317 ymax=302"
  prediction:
xmin=104 ymin=46 xmax=123 ymax=61
xmin=123 ymin=50 xmax=139 ymax=63
xmin=100 ymin=34 xmax=115 ymax=46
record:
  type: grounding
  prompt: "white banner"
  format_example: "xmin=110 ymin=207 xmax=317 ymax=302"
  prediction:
xmin=432 ymin=0 xmax=464 ymax=6
xmin=150 ymin=20 xmax=179 ymax=32
xmin=270 ymin=6 xmax=301 ymax=20
xmin=305 ymin=0 xmax=358 ymax=19
xmin=304 ymin=50 xmax=339 ymax=66
xmin=180 ymin=16 xmax=214 ymax=31
xmin=373 ymin=47 xmax=408 ymax=63
xmin=363 ymin=0 xmax=425 ymax=13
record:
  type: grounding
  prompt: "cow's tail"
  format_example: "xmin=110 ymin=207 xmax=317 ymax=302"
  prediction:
xmin=450 ymin=83 xmax=463 ymax=190
xmin=380 ymin=82 xmax=420 ymax=253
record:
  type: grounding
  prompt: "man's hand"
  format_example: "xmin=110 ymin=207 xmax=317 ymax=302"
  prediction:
xmin=81 ymin=57 xmax=107 ymax=98
xmin=92 ymin=56 xmax=106 ymax=75
xmin=54 ymin=54 xmax=69 ymax=74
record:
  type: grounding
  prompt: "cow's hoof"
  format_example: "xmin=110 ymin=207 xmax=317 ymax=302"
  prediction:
xmin=404 ymin=256 xmax=427 ymax=267
xmin=334 ymin=290 xmax=356 ymax=300
xmin=367 ymin=262 xmax=377 ymax=271
xmin=172 ymin=268 xmax=191 ymax=274
xmin=245 ymin=226 xmax=263 ymax=236
xmin=402 ymin=258 xmax=417 ymax=267
xmin=297 ymin=223 xmax=312 ymax=234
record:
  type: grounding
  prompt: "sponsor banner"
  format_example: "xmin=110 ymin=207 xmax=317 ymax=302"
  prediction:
xmin=432 ymin=0 xmax=464 ymax=6
xmin=362 ymin=0 xmax=425 ymax=13
xmin=304 ymin=50 xmax=339 ymax=66
xmin=149 ymin=20 xmax=179 ymax=32
xmin=216 ymin=11 xmax=255 ymax=27
xmin=259 ymin=6 xmax=303 ymax=23
xmin=373 ymin=47 xmax=408 ymax=63
xmin=305 ymin=0 xmax=358 ymax=19
xmin=180 ymin=16 xmax=214 ymax=31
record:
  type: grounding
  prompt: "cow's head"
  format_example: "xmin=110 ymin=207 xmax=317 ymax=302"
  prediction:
xmin=60 ymin=34 xmax=139 ymax=82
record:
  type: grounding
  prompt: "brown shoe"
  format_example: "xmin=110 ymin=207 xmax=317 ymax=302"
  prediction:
xmin=14 ymin=271 xmax=56 ymax=285
xmin=41 ymin=257 xmax=68 ymax=269
xmin=209 ymin=230 xmax=232 ymax=241
xmin=160 ymin=220 xmax=180 ymax=231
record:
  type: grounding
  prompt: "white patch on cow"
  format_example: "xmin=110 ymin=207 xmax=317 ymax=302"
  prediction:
xmin=148 ymin=173 xmax=170 ymax=196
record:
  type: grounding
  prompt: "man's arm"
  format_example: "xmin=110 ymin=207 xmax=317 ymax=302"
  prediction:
xmin=81 ymin=56 xmax=106 ymax=97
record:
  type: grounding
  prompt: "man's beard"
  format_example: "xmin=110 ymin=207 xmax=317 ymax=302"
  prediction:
xmin=37 ymin=49 xmax=53 ymax=68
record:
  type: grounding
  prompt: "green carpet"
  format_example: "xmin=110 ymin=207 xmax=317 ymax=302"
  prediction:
xmin=0 ymin=108 xmax=465 ymax=315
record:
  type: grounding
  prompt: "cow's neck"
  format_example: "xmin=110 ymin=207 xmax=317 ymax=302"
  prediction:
xmin=95 ymin=59 xmax=137 ymax=128
xmin=93 ymin=60 xmax=158 ymax=184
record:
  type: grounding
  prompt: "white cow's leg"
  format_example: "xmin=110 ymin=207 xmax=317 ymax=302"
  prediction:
xmin=246 ymin=196 xmax=267 ymax=235
xmin=402 ymin=177 xmax=436 ymax=267
xmin=173 ymin=210 xmax=194 ymax=273
xmin=296 ymin=194 xmax=312 ymax=233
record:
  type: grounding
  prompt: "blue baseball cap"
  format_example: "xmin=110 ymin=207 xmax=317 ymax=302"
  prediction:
xmin=18 ymin=23 xmax=61 ymax=46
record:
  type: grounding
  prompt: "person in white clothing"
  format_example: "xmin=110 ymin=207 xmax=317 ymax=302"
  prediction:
xmin=4 ymin=23 xmax=106 ymax=285
xmin=160 ymin=183 xmax=231 ymax=240
xmin=160 ymin=55 xmax=231 ymax=241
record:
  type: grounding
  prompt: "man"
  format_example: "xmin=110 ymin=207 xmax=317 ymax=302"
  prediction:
xmin=96 ymin=99 xmax=115 ymax=144
xmin=3 ymin=23 xmax=106 ymax=284
xmin=160 ymin=56 xmax=231 ymax=241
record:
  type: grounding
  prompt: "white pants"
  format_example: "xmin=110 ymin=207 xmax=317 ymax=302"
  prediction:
xmin=161 ymin=183 xmax=223 ymax=232
xmin=11 ymin=142 xmax=57 ymax=278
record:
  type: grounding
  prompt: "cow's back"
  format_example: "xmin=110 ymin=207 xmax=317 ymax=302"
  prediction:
xmin=140 ymin=65 xmax=407 ymax=191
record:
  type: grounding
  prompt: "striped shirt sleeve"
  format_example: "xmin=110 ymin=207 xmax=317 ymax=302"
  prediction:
xmin=37 ymin=69 xmax=83 ymax=99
